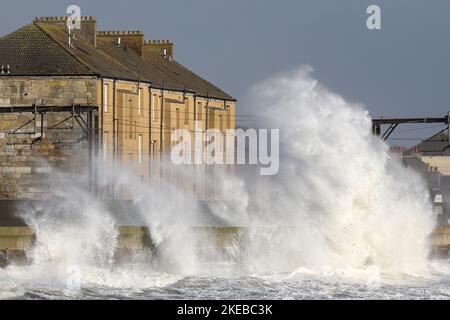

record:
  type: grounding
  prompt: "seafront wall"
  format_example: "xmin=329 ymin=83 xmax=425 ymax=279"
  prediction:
xmin=0 ymin=225 xmax=246 ymax=266
xmin=0 ymin=226 xmax=154 ymax=266
xmin=0 ymin=224 xmax=449 ymax=267
xmin=430 ymin=227 xmax=450 ymax=256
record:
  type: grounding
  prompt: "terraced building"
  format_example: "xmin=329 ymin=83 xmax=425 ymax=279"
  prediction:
xmin=0 ymin=16 xmax=236 ymax=201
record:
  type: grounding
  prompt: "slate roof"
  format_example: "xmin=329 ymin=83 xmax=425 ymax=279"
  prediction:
xmin=0 ymin=20 xmax=235 ymax=101
xmin=142 ymin=47 xmax=232 ymax=100
xmin=408 ymin=129 xmax=450 ymax=155
xmin=36 ymin=22 xmax=140 ymax=81
xmin=0 ymin=23 xmax=92 ymax=76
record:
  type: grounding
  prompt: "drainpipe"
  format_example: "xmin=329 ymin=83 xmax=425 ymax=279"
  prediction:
xmin=204 ymin=92 xmax=209 ymax=201
xmin=87 ymin=108 xmax=93 ymax=193
xmin=193 ymin=94 xmax=197 ymax=196
xmin=112 ymin=79 xmax=117 ymax=199
xmin=148 ymin=85 xmax=152 ymax=180
xmin=159 ymin=81 xmax=165 ymax=162
xmin=40 ymin=112 xmax=44 ymax=139
xmin=99 ymin=78 xmax=104 ymax=198
xmin=193 ymin=95 xmax=197 ymax=123
xmin=205 ymin=92 xmax=209 ymax=132
xmin=100 ymin=78 xmax=104 ymax=149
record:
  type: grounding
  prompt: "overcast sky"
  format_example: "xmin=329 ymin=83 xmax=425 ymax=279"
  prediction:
xmin=1 ymin=0 xmax=450 ymax=144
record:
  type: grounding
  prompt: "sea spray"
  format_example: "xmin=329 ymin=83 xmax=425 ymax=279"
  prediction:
xmin=96 ymin=159 xmax=206 ymax=275
xmin=17 ymin=167 xmax=117 ymax=288
xmin=2 ymin=67 xmax=438 ymax=293
xmin=237 ymin=66 xmax=436 ymax=275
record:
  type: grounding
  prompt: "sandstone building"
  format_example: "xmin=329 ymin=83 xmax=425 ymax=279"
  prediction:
xmin=0 ymin=16 xmax=236 ymax=200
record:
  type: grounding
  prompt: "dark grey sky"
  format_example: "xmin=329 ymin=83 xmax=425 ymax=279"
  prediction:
xmin=1 ymin=0 xmax=450 ymax=144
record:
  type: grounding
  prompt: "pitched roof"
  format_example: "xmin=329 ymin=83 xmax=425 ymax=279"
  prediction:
xmin=408 ymin=129 xmax=450 ymax=155
xmin=0 ymin=20 xmax=235 ymax=101
xmin=0 ymin=23 xmax=92 ymax=75
xmin=36 ymin=22 xmax=141 ymax=81
xmin=142 ymin=47 xmax=233 ymax=100
xmin=96 ymin=36 xmax=184 ymax=90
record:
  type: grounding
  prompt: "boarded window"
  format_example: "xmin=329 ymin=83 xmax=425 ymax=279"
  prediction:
xmin=184 ymin=98 xmax=189 ymax=125
xmin=103 ymin=132 xmax=108 ymax=161
xmin=197 ymin=102 xmax=202 ymax=121
xmin=227 ymin=105 xmax=232 ymax=129
xmin=103 ymin=84 xmax=109 ymax=112
xmin=152 ymin=94 xmax=157 ymax=121
xmin=122 ymin=94 xmax=128 ymax=139
xmin=176 ymin=108 xmax=180 ymax=129
xmin=138 ymin=88 xmax=142 ymax=116
xmin=138 ymin=134 xmax=143 ymax=163
xmin=128 ymin=98 xmax=134 ymax=140
xmin=163 ymin=102 xmax=171 ymax=128
xmin=208 ymin=109 xmax=215 ymax=129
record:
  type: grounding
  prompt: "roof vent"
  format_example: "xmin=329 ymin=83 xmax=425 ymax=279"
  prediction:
xmin=68 ymin=26 xmax=75 ymax=48
xmin=1 ymin=65 xmax=10 ymax=74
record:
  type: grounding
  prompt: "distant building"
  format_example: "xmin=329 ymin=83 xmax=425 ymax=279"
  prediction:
xmin=0 ymin=16 xmax=236 ymax=200
xmin=404 ymin=129 xmax=450 ymax=225
xmin=406 ymin=129 xmax=450 ymax=175
xmin=389 ymin=145 xmax=407 ymax=154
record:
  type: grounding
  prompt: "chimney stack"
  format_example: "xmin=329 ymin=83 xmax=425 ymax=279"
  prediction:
xmin=144 ymin=40 xmax=174 ymax=59
xmin=34 ymin=16 xmax=97 ymax=47
xmin=97 ymin=30 xmax=144 ymax=56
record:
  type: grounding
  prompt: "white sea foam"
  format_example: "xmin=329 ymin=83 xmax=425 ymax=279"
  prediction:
xmin=238 ymin=66 xmax=436 ymax=275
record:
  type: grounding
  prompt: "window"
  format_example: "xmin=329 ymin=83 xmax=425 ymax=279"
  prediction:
xmin=227 ymin=105 xmax=232 ymax=129
xmin=138 ymin=134 xmax=143 ymax=164
xmin=163 ymin=100 xmax=170 ymax=128
xmin=103 ymin=84 xmax=109 ymax=112
xmin=152 ymin=94 xmax=157 ymax=121
xmin=197 ymin=102 xmax=202 ymax=121
xmin=184 ymin=99 xmax=189 ymax=125
xmin=103 ymin=132 xmax=108 ymax=161
xmin=138 ymin=88 xmax=142 ymax=116
xmin=126 ymin=97 xmax=135 ymax=140
xmin=175 ymin=108 xmax=180 ymax=129
xmin=208 ymin=110 xmax=215 ymax=129
xmin=123 ymin=94 xmax=128 ymax=138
